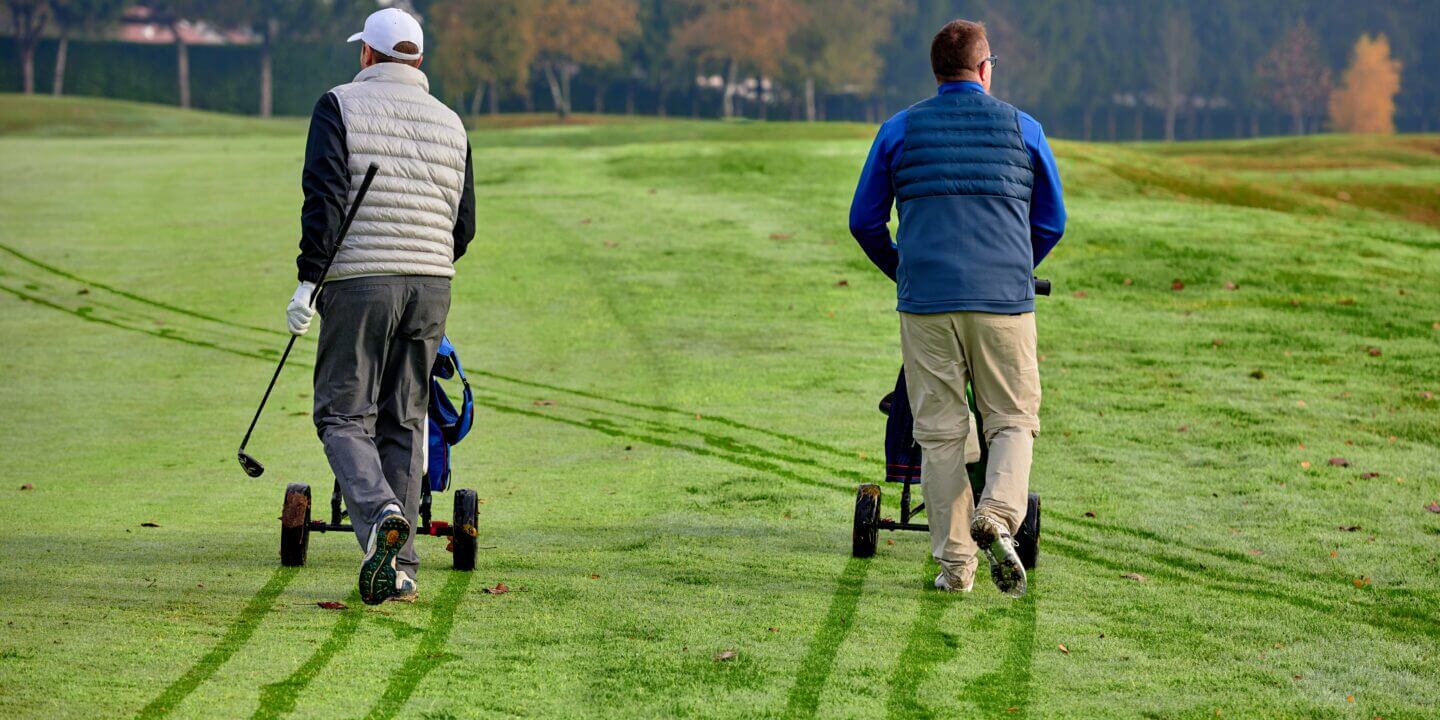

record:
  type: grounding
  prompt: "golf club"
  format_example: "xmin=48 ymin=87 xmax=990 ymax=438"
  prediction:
xmin=237 ymin=162 xmax=381 ymax=478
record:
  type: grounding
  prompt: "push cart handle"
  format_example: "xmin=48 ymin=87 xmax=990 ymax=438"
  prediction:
xmin=1034 ymin=277 xmax=1051 ymax=296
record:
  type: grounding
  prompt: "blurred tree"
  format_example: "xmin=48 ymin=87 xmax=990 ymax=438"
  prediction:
xmin=49 ymin=0 xmax=122 ymax=96
xmin=671 ymin=0 xmax=806 ymax=118
xmin=532 ymin=0 xmax=640 ymax=119
xmin=4 ymin=0 xmax=48 ymax=95
xmin=1151 ymin=6 xmax=1196 ymax=141
xmin=143 ymin=0 xmax=214 ymax=109
xmin=1256 ymin=19 xmax=1331 ymax=135
xmin=428 ymin=0 xmax=534 ymax=117
xmin=786 ymin=0 xmax=905 ymax=122
xmin=1329 ymin=33 xmax=1402 ymax=134
xmin=214 ymin=0 xmax=342 ymax=117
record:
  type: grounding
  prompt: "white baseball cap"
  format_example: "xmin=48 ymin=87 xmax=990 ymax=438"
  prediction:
xmin=347 ymin=8 xmax=423 ymax=60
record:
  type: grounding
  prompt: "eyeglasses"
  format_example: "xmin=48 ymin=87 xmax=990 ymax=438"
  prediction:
xmin=978 ymin=55 xmax=997 ymax=70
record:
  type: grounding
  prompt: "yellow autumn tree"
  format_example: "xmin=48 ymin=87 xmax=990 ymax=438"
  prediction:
xmin=1328 ymin=34 xmax=1403 ymax=134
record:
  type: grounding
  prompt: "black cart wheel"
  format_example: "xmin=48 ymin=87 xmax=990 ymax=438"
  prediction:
xmin=280 ymin=483 xmax=311 ymax=567
xmin=452 ymin=488 xmax=478 ymax=571
xmin=852 ymin=484 xmax=882 ymax=558
xmin=1016 ymin=492 xmax=1041 ymax=570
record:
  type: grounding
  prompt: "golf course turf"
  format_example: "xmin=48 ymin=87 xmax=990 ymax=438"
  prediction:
xmin=0 ymin=95 xmax=1437 ymax=719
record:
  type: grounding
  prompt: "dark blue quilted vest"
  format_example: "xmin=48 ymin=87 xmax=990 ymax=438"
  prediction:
xmin=893 ymin=91 xmax=1035 ymax=314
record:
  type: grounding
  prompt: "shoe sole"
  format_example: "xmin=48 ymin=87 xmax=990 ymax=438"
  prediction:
xmin=972 ymin=520 xmax=1028 ymax=598
xmin=360 ymin=515 xmax=410 ymax=606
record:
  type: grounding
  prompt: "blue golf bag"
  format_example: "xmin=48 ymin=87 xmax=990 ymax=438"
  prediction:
xmin=426 ymin=336 xmax=475 ymax=492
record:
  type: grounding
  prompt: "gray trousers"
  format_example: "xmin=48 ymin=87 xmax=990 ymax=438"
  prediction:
xmin=313 ymin=276 xmax=450 ymax=577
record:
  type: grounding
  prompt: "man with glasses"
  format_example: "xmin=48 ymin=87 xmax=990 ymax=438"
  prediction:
xmin=848 ymin=19 xmax=1065 ymax=596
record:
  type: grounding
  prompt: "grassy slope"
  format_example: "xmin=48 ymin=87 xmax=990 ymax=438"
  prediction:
xmin=0 ymin=97 xmax=1437 ymax=719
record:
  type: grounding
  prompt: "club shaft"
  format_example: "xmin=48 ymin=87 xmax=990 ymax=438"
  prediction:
xmin=237 ymin=163 xmax=379 ymax=455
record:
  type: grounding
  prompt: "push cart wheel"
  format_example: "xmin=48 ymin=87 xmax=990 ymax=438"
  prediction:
xmin=1016 ymin=492 xmax=1041 ymax=570
xmin=452 ymin=488 xmax=479 ymax=571
xmin=852 ymin=484 xmax=882 ymax=558
xmin=280 ymin=483 xmax=311 ymax=567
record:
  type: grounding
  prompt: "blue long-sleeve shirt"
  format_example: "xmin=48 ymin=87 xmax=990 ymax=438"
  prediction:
xmin=848 ymin=81 xmax=1066 ymax=282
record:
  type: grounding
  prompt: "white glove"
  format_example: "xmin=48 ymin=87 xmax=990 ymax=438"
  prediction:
xmin=286 ymin=281 xmax=317 ymax=336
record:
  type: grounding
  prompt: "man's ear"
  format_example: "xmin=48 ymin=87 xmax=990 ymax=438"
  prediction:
xmin=415 ymin=56 xmax=424 ymax=69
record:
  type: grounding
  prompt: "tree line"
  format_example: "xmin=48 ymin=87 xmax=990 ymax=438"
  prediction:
xmin=4 ymin=0 xmax=1436 ymax=137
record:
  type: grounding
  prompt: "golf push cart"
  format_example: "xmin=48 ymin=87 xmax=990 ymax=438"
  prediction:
xmin=280 ymin=337 xmax=481 ymax=571
xmin=851 ymin=278 xmax=1051 ymax=568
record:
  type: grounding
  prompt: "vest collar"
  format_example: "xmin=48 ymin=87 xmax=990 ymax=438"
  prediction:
xmin=353 ymin=63 xmax=430 ymax=93
xmin=937 ymin=81 xmax=986 ymax=96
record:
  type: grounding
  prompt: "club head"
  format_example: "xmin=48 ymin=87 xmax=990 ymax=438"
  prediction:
xmin=237 ymin=450 xmax=265 ymax=478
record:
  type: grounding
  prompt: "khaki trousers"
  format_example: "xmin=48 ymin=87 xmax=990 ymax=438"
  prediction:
xmin=899 ymin=311 xmax=1041 ymax=572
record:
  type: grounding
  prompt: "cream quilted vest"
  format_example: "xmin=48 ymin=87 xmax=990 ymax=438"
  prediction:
xmin=329 ymin=63 xmax=468 ymax=280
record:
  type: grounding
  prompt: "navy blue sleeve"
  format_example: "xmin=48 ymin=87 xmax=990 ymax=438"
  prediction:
xmin=1019 ymin=112 xmax=1066 ymax=267
xmin=848 ymin=111 xmax=907 ymax=282
xmin=297 ymin=92 xmax=349 ymax=283
xmin=452 ymin=144 xmax=475 ymax=261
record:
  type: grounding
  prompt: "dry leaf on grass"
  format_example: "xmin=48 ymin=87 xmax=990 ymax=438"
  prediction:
xmin=141 ymin=522 xmax=160 ymax=528
xmin=714 ymin=650 xmax=738 ymax=661
xmin=1425 ymin=502 xmax=1440 ymax=514
xmin=1352 ymin=577 xmax=1371 ymax=588
xmin=1224 ymin=281 xmax=1239 ymax=290
xmin=1171 ymin=279 xmax=1185 ymax=291
xmin=19 ymin=483 xmax=32 ymax=490
xmin=1058 ymin=643 xmax=1069 ymax=654
xmin=1329 ymin=457 xmax=1350 ymax=467
xmin=1366 ymin=347 xmax=1382 ymax=357
xmin=1338 ymin=525 xmax=1361 ymax=532
xmin=317 ymin=601 xmax=347 ymax=610
xmin=533 ymin=400 xmax=556 ymax=407
xmin=1121 ymin=572 xmax=1147 ymax=582
xmin=484 ymin=582 xmax=511 ymax=595
xmin=1359 ymin=472 xmax=1380 ymax=479
xmin=769 ymin=233 xmax=793 ymax=240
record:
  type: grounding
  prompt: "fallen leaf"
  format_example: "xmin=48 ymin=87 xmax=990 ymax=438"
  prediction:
xmin=1328 ymin=457 xmax=1350 ymax=467
xmin=1083 ymin=511 xmax=1096 ymax=518
xmin=1072 ymin=290 xmax=1088 ymax=298
xmin=1007 ymin=707 xmax=1019 ymax=714
xmin=1177 ymin=425 xmax=1189 ymax=432
xmin=1248 ymin=549 xmax=1263 ymax=556
xmin=1300 ymin=461 xmax=1311 ymax=469
xmin=1335 ymin=190 xmax=1351 ymax=202
xmin=886 ymin=539 xmax=894 ymax=545
xmin=1419 ymin=391 xmax=1434 ymax=401
xmin=1122 ymin=278 xmax=1133 ymax=285
xmin=603 ymin=241 xmax=618 ymax=248
xmin=1347 ymin=694 xmax=1354 ymax=703
xmin=1425 ymin=502 xmax=1440 ymax=514
xmin=589 ymin=574 xmax=601 ymax=579
xmin=1250 ymin=369 xmax=1265 ymax=380
xmin=1295 ymin=400 xmax=1306 ymax=407
xmin=1338 ymin=525 xmax=1361 ymax=532
xmin=835 ymin=279 xmax=850 ymax=287
xmin=1359 ymin=472 xmax=1379 ymax=480
xmin=1211 ymin=338 xmax=1224 ymax=347
xmin=141 ymin=522 xmax=160 ymax=528
xmin=1293 ymin=674 xmax=1303 ymax=680
xmin=533 ymin=400 xmax=556 ymax=406
xmin=77 ymin=288 xmax=90 ymax=295
xmin=1366 ymin=347 xmax=1382 ymax=357
xmin=1171 ymin=279 xmax=1185 ymax=291
xmin=1224 ymin=281 xmax=1238 ymax=291
xmin=579 ymin=218 xmax=592 ymax=225
xmin=1337 ymin=297 xmax=1355 ymax=306
xmin=1330 ymin=550 xmax=1338 ymax=558
xmin=317 ymin=601 xmax=347 ymax=610
xmin=484 ymin=582 xmax=510 ymax=595
xmin=1058 ymin=643 xmax=1069 ymax=654
xmin=768 ymin=627 xmax=780 ymax=633
xmin=19 ymin=483 xmax=32 ymax=491
xmin=769 ymin=233 xmax=793 ymax=240
xmin=714 ymin=650 xmax=738 ymax=661
xmin=1352 ymin=577 xmax=1371 ymax=588
xmin=1121 ymin=572 xmax=1147 ymax=582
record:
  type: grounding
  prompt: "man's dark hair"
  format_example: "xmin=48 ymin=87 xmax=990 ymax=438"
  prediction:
xmin=930 ymin=20 xmax=988 ymax=81
xmin=368 ymin=41 xmax=421 ymax=67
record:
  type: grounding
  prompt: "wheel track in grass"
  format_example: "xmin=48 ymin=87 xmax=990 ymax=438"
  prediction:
xmin=250 ymin=593 xmax=364 ymax=720
xmin=135 ymin=567 xmax=300 ymax=720
xmin=9 ymin=249 xmax=1435 ymax=714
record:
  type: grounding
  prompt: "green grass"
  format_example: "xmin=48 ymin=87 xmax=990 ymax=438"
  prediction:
xmin=0 ymin=94 xmax=1437 ymax=719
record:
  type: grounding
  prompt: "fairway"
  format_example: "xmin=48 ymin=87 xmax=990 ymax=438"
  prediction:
xmin=1 ymin=97 xmax=1438 ymax=719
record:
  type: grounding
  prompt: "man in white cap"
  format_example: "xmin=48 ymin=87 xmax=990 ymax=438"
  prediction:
xmin=287 ymin=7 xmax=475 ymax=605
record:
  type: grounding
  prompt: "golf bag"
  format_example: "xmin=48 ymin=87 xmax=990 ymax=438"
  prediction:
xmin=426 ymin=336 xmax=474 ymax=492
